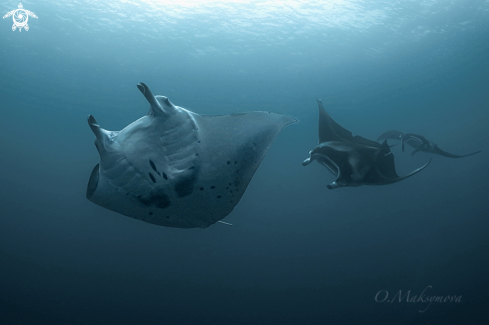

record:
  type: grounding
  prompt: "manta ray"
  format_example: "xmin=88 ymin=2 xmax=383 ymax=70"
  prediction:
xmin=87 ymin=82 xmax=296 ymax=228
xmin=302 ymin=99 xmax=430 ymax=189
xmin=377 ymin=130 xmax=481 ymax=158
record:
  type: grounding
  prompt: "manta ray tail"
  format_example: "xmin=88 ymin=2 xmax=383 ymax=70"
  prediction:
xmin=217 ymin=221 xmax=233 ymax=226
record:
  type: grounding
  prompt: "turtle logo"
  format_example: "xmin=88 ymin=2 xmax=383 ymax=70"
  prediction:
xmin=3 ymin=3 xmax=37 ymax=32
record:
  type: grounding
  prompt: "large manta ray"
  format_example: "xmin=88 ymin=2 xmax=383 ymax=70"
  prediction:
xmin=377 ymin=130 xmax=481 ymax=158
xmin=302 ymin=100 xmax=430 ymax=189
xmin=87 ymin=82 xmax=296 ymax=228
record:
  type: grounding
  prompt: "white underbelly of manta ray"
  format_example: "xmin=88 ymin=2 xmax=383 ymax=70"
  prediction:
xmin=87 ymin=82 xmax=296 ymax=229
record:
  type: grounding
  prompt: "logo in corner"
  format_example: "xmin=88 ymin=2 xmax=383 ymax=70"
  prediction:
xmin=3 ymin=3 xmax=38 ymax=32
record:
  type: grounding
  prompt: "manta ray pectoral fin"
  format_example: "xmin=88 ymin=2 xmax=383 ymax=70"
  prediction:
xmin=387 ymin=158 xmax=431 ymax=184
xmin=86 ymin=163 xmax=100 ymax=199
xmin=433 ymin=145 xmax=481 ymax=158
xmin=317 ymin=98 xmax=354 ymax=143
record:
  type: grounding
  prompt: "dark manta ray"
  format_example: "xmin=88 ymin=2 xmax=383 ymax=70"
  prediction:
xmin=302 ymin=100 xmax=430 ymax=189
xmin=377 ymin=130 xmax=481 ymax=158
xmin=86 ymin=82 xmax=296 ymax=228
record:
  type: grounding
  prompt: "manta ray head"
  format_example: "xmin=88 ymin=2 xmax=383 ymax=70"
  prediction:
xmin=302 ymin=143 xmax=365 ymax=189
xmin=87 ymin=83 xmax=202 ymax=227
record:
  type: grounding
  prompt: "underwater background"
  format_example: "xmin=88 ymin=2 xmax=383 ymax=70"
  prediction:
xmin=1 ymin=0 xmax=489 ymax=324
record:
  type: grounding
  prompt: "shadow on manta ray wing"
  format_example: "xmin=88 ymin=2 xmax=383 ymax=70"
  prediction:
xmin=86 ymin=82 xmax=297 ymax=229
xmin=302 ymin=99 xmax=431 ymax=189
xmin=377 ymin=130 xmax=481 ymax=158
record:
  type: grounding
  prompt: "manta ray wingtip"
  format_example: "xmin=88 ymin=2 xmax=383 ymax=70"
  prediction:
xmin=316 ymin=98 xmax=325 ymax=109
xmin=403 ymin=158 xmax=431 ymax=180
xmin=283 ymin=115 xmax=299 ymax=124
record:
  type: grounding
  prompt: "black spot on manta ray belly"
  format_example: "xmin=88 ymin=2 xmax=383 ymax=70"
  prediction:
xmin=174 ymin=166 xmax=199 ymax=198
xmin=149 ymin=159 xmax=165 ymax=177
xmin=149 ymin=173 xmax=156 ymax=183
xmin=149 ymin=159 xmax=158 ymax=173
xmin=138 ymin=193 xmax=171 ymax=209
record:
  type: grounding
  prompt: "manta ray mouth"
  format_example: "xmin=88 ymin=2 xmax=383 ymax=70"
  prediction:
xmin=86 ymin=164 xmax=100 ymax=199
xmin=313 ymin=153 xmax=339 ymax=177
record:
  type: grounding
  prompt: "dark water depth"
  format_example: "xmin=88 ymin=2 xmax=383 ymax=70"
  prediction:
xmin=1 ymin=1 xmax=489 ymax=324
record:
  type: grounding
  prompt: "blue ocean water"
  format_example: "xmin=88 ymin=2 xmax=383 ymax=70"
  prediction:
xmin=1 ymin=0 xmax=488 ymax=324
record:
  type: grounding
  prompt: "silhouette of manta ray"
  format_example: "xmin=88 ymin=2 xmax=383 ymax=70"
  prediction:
xmin=377 ymin=131 xmax=481 ymax=158
xmin=302 ymin=100 xmax=430 ymax=189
